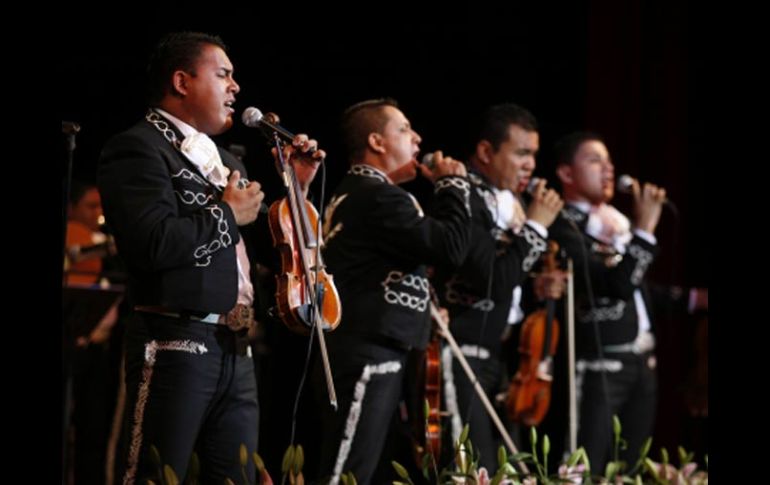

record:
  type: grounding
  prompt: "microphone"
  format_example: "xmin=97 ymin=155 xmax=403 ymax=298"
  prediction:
xmin=616 ymin=174 xmax=677 ymax=213
xmin=526 ymin=177 xmax=572 ymax=221
xmin=242 ymin=107 xmax=316 ymax=153
xmin=421 ymin=153 xmax=436 ymax=169
xmin=526 ymin=176 xmax=543 ymax=195
xmin=616 ymin=174 xmax=669 ymax=202
xmin=615 ymin=174 xmax=635 ymax=195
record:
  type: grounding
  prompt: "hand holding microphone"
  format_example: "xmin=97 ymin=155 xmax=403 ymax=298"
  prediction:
xmin=616 ymin=174 xmax=671 ymax=230
xmin=524 ymin=177 xmax=564 ymax=228
xmin=420 ymin=151 xmax=467 ymax=182
xmin=242 ymin=107 xmax=325 ymax=193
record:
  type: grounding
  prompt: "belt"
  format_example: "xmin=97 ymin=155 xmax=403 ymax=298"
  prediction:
xmin=460 ymin=344 xmax=491 ymax=360
xmin=135 ymin=304 xmax=255 ymax=332
xmin=603 ymin=332 xmax=655 ymax=354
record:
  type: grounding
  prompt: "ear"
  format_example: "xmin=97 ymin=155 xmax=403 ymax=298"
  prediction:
xmin=171 ymin=70 xmax=190 ymax=97
xmin=556 ymin=164 xmax=573 ymax=185
xmin=367 ymin=132 xmax=386 ymax=154
xmin=475 ymin=140 xmax=494 ymax=164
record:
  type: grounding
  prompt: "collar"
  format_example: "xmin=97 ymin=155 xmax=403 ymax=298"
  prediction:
xmin=349 ymin=164 xmax=394 ymax=184
xmin=154 ymin=108 xmax=199 ymax=139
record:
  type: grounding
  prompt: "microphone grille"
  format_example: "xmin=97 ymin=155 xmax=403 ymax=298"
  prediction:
xmin=421 ymin=153 xmax=435 ymax=169
xmin=616 ymin=174 xmax=635 ymax=193
xmin=241 ymin=107 xmax=264 ymax=127
xmin=526 ymin=177 xmax=543 ymax=195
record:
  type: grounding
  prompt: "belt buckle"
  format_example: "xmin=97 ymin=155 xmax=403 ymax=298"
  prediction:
xmin=225 ymin=304 xmax=254 ymax=332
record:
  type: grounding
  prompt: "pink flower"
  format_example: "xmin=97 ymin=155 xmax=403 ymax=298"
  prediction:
xmin=557 ymin=463 xmax=586 ymax=484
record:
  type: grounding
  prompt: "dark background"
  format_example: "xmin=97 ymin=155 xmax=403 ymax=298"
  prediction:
xmin=61 ymin=1 xmax=707 ymax=477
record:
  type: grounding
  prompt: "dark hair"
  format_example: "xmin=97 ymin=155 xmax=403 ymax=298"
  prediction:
xmin=69 ymin=180 xmax=96 ymax=206
xmin=553 ymin=131 xmax=605 ymax=167
xmin=473 ymin=103 xmax=538 ymax=153
xmin=146 ymin=32 xmax=227 ymax=105
xmin=340 ymin=98 xmax=399 ymax=163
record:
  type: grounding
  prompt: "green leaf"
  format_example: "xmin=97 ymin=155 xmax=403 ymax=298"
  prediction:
xmin=613 ymin=414 xmax=622 ymax=437
xmin=604 ymin=461 xmax=620 ymax=480
xmin=423 ymin=398 xmax=430 ymax=421
xmin=459 ymin=424 xmax=470 ymax=445
xmin=391 ymin=460 xmax=410 ymax=480
xmin=509 ymin=452 xmax=533 ymax=462
xmin=497 ymin=445 xmax=507 ymax=468
xmin=294 ymin=444 xmax=305 ymax=474
xmin=643 ymin=457 xmax=660 ymax=480
xmin=660 ymin=447 xmax=669 ymax=466
xmin=639 ymin=437 xmax=652 ymax=460
xmin=149 ymin=445 xmax=162 ymax=467
xmin=576 ymin=446 xmax=590 ymax=472
xmin=677 ymin=445 xmax=694 ymax=466
xmin=162 ymin=464 xmax=179 ymax=485
xmin=187 ymin=451 xmax=200 ymax=480
xmin=421 ymin=453 xmax=432 ymax=480
xmin=252 ymin=451 xmax=265 ymax=471
xmin=240 ymin=444 xmax=248 ymax=467
xmin=566 ymin=449 xmax=582 ymax=467
xmin=281 ymin=445 xmax=295 ymax=474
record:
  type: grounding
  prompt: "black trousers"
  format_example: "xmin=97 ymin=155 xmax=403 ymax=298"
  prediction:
xmin=315 ymin=337 xmax=409 ymax=484
xmin=120 ymin=313 xmax=259 ymax=484
xmin=449 ymin=351 xmax=505 ymax=471
xmin=577 ymin=351 xmax=657 ymax=471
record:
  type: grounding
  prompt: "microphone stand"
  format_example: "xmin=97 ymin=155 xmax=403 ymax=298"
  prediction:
xmin=61 ymin=120 xmax=80 ymax=485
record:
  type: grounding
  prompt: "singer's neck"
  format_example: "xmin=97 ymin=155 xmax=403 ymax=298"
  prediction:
xmin=358 ymin=154 xmax=396 ymax=183
xmin=155 ymin=100 xmax=196 ymax=128
xmin=562 ymin=187 xmax=608 ymax=208
xmin=566 ymin=200 xmax=596 ymax=214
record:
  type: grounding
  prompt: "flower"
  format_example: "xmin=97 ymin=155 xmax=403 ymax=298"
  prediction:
xmin=558 ymin=463 xmax=586 ymax=484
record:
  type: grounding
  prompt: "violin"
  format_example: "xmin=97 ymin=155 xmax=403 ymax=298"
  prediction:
xmin=264 ymin=112 xmax=342 ymax=335
xmin=506 ymin=241 xmax=561 ymax=427
xmin=412 ymin=294 xmax=443 ymax=467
